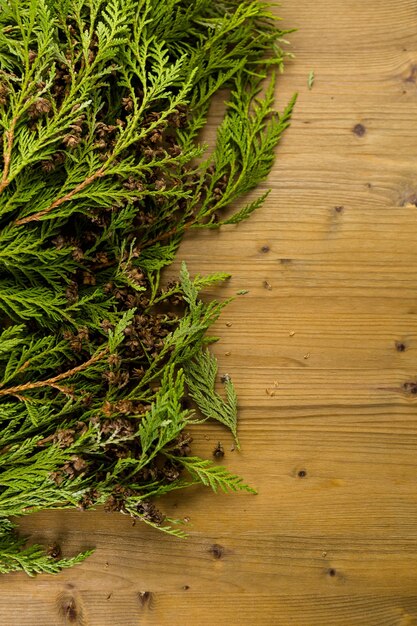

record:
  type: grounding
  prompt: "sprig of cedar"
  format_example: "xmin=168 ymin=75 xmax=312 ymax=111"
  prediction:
xmin=0 ymin=0 xmax=295 ymax=575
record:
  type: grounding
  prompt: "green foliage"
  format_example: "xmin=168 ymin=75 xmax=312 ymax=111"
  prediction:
xmin=0 ymin=0 xmax=294 ymax=575
xmin=137 ymin=366 xmax=188 ymax=462
xmin=0 ymin=520 xmax=93 ymax=576
xmin=173 ymin=456 xmax=256 ymax=494
xmin=185 ymin=349 xmax=240 ymax=447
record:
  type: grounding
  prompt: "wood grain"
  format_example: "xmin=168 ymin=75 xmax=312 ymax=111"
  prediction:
xmin=3 ymin=1 xmax=417 ymax=624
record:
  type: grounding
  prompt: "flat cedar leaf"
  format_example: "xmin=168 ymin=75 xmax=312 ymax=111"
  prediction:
xmin=184 ymin=348 xmax=240 ymax=447
xmin=108 ymin=309 xmax=136 ymax=352
xmin=221 ymin=189 xmax=271 ymax=225
xmin=193 ymin=272 xmax=231 ymax=289
xmin=24 ymin=400 xmax=40 ymax=426
xmin=175 ymin=456 xmax=257 ymax=494
xmin=179 ymin=261 xmax=198 ymax=307
xmin=0 ymin=518 xmax=93 ymax=575
xmin=138 ymin=242 xmax=178 ymax=273
xmin=0 ymin=325 xmax=25 ymax=355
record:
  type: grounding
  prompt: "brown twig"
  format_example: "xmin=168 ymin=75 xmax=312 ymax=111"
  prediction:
xmin=49 ymin=383 xmax=76 ymax=397
xmin=14 ymin=166 xmax=106 ymax=226
xmin=0 ymin=118 xmax=17 ymax=195
xmin=0 ymin=348 xmax=108 ymax=398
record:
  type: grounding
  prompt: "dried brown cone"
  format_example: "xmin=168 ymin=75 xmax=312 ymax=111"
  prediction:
xmin=28 ymin=97 xmax=51 ymax=118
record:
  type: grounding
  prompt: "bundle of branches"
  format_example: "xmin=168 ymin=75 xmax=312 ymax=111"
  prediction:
xmin=0 ymin=0 xmax=294 ymax=575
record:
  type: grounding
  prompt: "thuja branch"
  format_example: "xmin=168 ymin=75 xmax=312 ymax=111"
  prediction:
xmin=14 ymin=167 xmax=106 ymax=226
xmin=0 ymin=348 xmax=108 ymax=397
xmin=0 ymin=0 xmax=295 ymax=576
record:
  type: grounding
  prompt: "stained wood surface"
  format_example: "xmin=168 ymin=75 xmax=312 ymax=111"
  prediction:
xmin=3 ymin=1 xmax=417 ymax=624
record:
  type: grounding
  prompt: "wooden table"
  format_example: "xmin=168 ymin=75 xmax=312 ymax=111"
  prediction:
xmin=3 ymin=1 xmax=417 ymax=624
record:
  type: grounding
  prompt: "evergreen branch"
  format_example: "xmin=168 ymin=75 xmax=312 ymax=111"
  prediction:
xmin=184 ymin=348 xmax=240 ymax=447
xmin=171 ymin=456 xmax=256 ymax=494
xmin=0 ymin=520 xmax=93 ymax=575
xmin=14 ymin=166 xmax=106 ymax=226
xmin=221 ymin=189 xmax=270 ymax=225
xmin=0 ymin=348 xmax=108 ymax=398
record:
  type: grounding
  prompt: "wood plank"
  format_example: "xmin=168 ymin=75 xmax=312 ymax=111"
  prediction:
xmin=3 ymin=1 xmax=417 ymax=624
